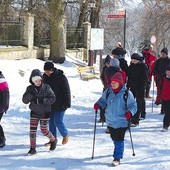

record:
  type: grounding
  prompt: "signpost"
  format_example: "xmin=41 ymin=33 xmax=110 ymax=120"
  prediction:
xmin=107 ymin=10 xmax=126 ymax=48
xmin=88 ymin=28 xmax=104 ymax=70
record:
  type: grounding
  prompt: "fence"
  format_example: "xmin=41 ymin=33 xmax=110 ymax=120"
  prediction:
xmin=0 ymin=18 xmax=24 ymax=46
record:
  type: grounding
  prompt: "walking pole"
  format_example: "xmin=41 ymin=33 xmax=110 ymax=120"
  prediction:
xmin=128 ymin=121 xmax=135 ymax=156
xmin=152 ymin=77 xmax=155 ymax=113
xmin=91 ymin=110 xmax=98 ymax=159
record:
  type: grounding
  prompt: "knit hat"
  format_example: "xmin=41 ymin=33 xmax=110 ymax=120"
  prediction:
xmin=111 ymin=72 xmax=124 ymax=85
xmin=161 ymin=48 xmax=168 ymax=55
xmin=131 ymin=53 xmax=141 ymax=61
xmin=112 ymin=48 xmax=120 ymax=56
xmin=110 ymin=58 xmax=120 ymax=68
xmin=32 ymin=76 xmax=42 ymax=83
xmin=165 ymin=64 xmax=170 ymax=71
xmin=104 ymin=55 xmax=111 ymax=64
xmin=29 ymin=69 xmax=42 ymax=84
xmin=44 ymin=62 xmax=54 ymax=71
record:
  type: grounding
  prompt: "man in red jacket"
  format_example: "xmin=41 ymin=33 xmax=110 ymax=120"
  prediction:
xmin=142 ymin=45 xmax=157 ymax=98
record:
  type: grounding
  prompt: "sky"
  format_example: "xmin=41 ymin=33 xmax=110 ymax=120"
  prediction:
xmin=0 ymin=55 xmax=170 ymax=170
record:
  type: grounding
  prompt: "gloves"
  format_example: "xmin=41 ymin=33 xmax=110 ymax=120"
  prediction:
xmin=125 ymin=112 xmax=132 ymax=120
xmin=33 ymin=98 xmax=43 ymax=104
xmin=27 ymin=86 xmax=38 ymax=96
xmin=94 ymin=103 xmax=100 ymax=111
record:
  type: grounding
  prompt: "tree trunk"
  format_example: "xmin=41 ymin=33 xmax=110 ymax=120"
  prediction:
xmin=49 ymin=0 xmax=65 ymax=64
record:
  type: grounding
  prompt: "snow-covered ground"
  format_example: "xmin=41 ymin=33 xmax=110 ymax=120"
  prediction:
xmin=0 ymin=55 xmax=169 ymax=170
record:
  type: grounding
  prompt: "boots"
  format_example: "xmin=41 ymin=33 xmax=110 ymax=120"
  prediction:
xmin=27 ymin=147 xmax=36 ymax=155
xmin=49 ymin=139 xmax=57 ymax=151
xmin=62 ymin=136 xmax=69 ymax=145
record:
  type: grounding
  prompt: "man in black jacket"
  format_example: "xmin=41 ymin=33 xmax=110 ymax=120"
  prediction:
xmin=43 ymin=62 xmax=71 ymax=145
xmin=127 ymin=53 xmax=149 ymax=126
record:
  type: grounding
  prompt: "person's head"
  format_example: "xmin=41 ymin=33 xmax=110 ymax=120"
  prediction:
xmin=111 ymin=72 xmax=124 ymax=90
xmin=161 ymin=48 xmax=168 ymax=58
xmin=104 ymin=55 xmax=111 ymax=67
xmin=110 ymin=58 xmax=120 ymax=68
xmin=30 ymin=69 xmax=42 ymax=86
xmin=165 ymin=64 xmax=170 ymax=78
xmin=131 ymin=53 xmax=141 ymax=64
xmin=111 ymin=48 xmax=120 ymax=58
xmin=44 ymin=62 xmax=54 ymax=77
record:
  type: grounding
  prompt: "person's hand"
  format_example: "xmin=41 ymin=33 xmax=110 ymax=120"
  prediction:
xmin=125 ymin=112 xmax=132 ymax=120
xmin=27 ymin=86 xmax=38 ymax=96
xmin=93 ymin=103 xmax=100 ymax=111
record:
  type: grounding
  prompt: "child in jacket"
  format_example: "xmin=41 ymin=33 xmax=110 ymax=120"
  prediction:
xmin=22 ymin=69 xmax=56 ymax=155
xmin=94 ymin=72 xmax=137 ymax=166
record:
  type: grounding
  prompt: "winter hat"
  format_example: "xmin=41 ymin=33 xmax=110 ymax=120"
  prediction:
xmin=104 ymin=55 xmax=111 ymax=64
xmin=112 ymin=48 xmax=120 ymax=56
xmin=29 ymin=69 xmax=42 ymax=84
xmin=32 ymin=76 xmax=42 ymax=83
xmin=165 ymin=64 xmax=170 ymax=71
xmin=110 ymin=58 xmax=120 ymax=68
xmin=44 ymin=62 xmax=54 ymax=71
xmin=111 ymin=72 xmax=124 ymax=85
xmin=131 ymin=53 xmax=141 ymax=61
xmin=161 ymin=48 xmax=168 ymax=55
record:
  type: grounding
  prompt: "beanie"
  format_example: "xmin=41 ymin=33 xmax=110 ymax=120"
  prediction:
xmin=44 ymin=62 xmax=54 ymax=71
xmin=131 ymin=53 xmax=141 ymax=61
xmin=112 ymin=48 xmax=120 ymax=56
xmin=161 ymin=48 xmax=168 ymax=55
xmin=111 ymin=72 xmax=124 ymax=85
xmin=29 ymin=69 xmax=42 ymax=84
xmin=32 ymin=76 xmax=42 ymax=83
xmin=104 ymin=55 xmax=111 ymax=64
xmin=110 ymin=58 xmax=120 ymax=68
xmin=165 ymin=64 xmax=170 ymax=71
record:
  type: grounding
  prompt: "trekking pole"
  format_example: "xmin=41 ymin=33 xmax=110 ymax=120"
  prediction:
xmin=152 ymin=78 xmax=155 ymax=113
xmin=91 ymin=110 xmax=98 ymax=159
xmin=128 ymin=120 xmax=135 ymax=156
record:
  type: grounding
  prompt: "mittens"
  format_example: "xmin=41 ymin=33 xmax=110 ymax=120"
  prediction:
xmin=125 ymin=111 xmax=132 ymax=120
xmin=94 ymin=103 xmax=100 ymax=111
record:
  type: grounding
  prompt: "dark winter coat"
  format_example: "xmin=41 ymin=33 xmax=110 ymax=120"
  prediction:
xmin=0 ymin=71 xmax=9 ymax=113
xmin=127 ymin=62 xmax=148 ymax=97
xmin=153 ymin=57 xmax=170 ymax=85
xmin=104 ymin=66 xmax=120 ymax=89
xmin=22 ymin=69 xmax=56 ymax=116
xmin=117 ymin=57 xmax=128 ymax=74
xmin=43 ymin=68 xmax=71 ymax=112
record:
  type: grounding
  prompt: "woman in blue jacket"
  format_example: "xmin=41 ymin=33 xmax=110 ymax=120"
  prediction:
xmin=94 ymin=72 xmax=137 ymax=166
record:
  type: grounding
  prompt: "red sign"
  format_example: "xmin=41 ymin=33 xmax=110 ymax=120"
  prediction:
xmin=107 ymin=14 xmax=125 ymax=18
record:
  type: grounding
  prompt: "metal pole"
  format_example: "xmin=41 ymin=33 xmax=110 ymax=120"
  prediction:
xmin=91 ymin=110 xmax=98 ymax=159
xmin=128 ymin=121 xmax=135 ymax=156
xmin=123 ymin=10 xmax=126 ymax=49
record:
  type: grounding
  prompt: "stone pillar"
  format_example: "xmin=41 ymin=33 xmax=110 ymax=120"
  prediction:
xmin=83 ymin=22 xmax=91 ymax=62
xmin=23 ymin=13 xmax=34 ymax=50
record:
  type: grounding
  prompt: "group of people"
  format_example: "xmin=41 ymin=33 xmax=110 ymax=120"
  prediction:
xmin=94 ymin=43 xmax=170 ymax=166
xmin=0 ymin=62 xmax=71 ymax=156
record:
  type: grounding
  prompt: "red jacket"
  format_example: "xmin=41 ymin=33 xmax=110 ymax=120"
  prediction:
xmin=159 ymin=76 xmax=170 ymax=101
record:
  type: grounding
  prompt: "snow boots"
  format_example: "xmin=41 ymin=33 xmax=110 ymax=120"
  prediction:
xmin=27 ymin=147 xmax=36 ymax=155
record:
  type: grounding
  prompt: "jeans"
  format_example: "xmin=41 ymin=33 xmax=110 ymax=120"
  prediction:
xmin=49 ymin=111 xmax=68 ymax=138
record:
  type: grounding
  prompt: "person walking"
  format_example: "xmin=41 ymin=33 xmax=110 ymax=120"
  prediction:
xmin=43 ymin=62 xmax=71 ymax=145
xmin=98 ymin=55 xmax=111 ymax=123
xmin=158 ymin=64 xmax=170 ymax=132
xmin=142 ymin=44 xmax=157 ymax=98
xmin=93 ymin=72 xmax=137 ymax=166
xmin=22 ymin=69 xmax=56 ymax=155
xmin=153 ymin=48 xmax=170 ymax=114
xmin=127 ymin=53 xmax=149 ymax=126
xmin=0 ymin=71 xmax=9 ymax=148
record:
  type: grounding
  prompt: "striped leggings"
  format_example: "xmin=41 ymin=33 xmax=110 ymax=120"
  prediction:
xmin=30 ymin=117 xmax=55 ymax=148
